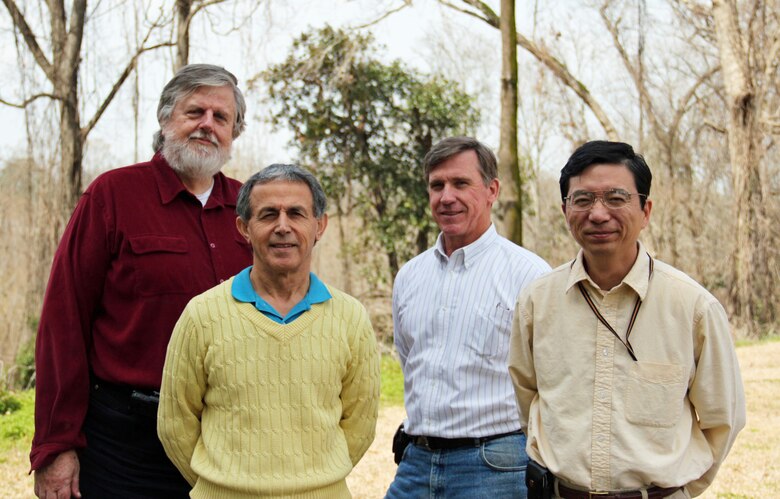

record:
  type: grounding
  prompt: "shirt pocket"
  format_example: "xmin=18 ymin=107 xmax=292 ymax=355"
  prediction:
xmin=624 ymin=361 xmax=686 ymax=428
xmin=128 ymin=235 xmax=194 ymax=296
xmin=469 ymin=302 xmax=514 ymax=360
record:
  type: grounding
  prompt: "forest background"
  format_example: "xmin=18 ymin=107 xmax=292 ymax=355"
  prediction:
xmin=0 ymin=0 xmax=778 ymax=393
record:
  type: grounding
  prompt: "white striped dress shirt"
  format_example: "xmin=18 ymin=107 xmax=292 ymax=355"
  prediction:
xmin=393 ymin=224 xmax=550 ymax=438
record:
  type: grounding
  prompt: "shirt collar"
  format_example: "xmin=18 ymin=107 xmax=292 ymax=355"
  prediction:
xmin=151 ymin=152 xmax=233 ymax=209
xmin=566 ymin=241 xmax=653 ymax=299
xmin=433 ymin=224 xmax=498 ymax=268
xmin=231 ymin=266 xmax=332 ymax=322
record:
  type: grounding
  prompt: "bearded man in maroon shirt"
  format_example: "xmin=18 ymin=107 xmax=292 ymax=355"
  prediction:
xmin=30 ymin=64 xmax=253 ymax=499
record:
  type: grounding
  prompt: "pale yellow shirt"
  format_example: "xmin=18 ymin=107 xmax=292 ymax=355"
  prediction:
xmin=508 ymin=242 xmax=746 ymax=496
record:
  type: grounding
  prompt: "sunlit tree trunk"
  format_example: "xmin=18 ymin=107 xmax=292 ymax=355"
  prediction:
xmin=176 ymin=0 xmax=192 ymax=70
xmin=497 ymin=0 xmax=522 ymax=244
xmin=712 ymin=0 xmax=772 ymax=334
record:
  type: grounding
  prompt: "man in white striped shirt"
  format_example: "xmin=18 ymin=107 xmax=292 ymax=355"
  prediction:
xmin=386 ymin=136 xmax=551 ymax=498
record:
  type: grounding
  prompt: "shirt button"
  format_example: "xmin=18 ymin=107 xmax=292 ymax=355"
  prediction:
xmin=219 ymin=278 xmax=225 ymax=283
xmin=210 ymin=243 xmax=216 ymax=249
xmin=602 ymin=348 xmax=609 ymax=357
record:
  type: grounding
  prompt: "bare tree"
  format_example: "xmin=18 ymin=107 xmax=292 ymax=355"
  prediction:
xmin=598 ymin=0 xmax=720 ymax=266
xmin=0 ymin=0 xmax=171 ymax=232
xmin=711 ymin=0 xmax=778 ymax=332
xmin=440 ymin=0 xmax=619 ymax=141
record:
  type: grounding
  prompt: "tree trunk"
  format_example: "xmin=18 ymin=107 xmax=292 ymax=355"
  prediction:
xmin=175 ymin=0 xmax=191 ymax=70
xmin=497 ymin=0 xmax=522 ymax=245
xmin=336 ymin=204 xmax=353 ymax=295
xmin=57 ymin=76 xmax=83 ymax=234
xmin=712 ymin=0 xmax=770 ymax=334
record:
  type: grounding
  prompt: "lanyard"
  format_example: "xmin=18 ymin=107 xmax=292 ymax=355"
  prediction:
xmin=575 ymin=254 xmax=653 ymax=362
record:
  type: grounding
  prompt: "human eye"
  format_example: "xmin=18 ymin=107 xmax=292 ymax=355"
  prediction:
xmin=570 ymin=192 xmax=594 ymax=208
xmin=428 ymin=181 xmax=443 ymax=191
xmin=604 ymin=189 xmax=630 ymax=207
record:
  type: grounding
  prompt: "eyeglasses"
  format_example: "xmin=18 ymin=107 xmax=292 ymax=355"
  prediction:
xmin=564 ymin=189 xmax=646 ymax=212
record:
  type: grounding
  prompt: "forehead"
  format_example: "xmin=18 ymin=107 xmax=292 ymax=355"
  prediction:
xmin=428 ymin=150 xmax=482 ymax=182
xmin=567 ymin=163 xmax=636 ymax=193
xmin=249 ymin=180 xmax=314 ymax=211
xmin=174 ymin=85 xmax=235 ymax=115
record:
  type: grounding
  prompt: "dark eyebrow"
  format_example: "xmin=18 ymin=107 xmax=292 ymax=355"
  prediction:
xmin=256 ymin=207 xmax=279 ymax=216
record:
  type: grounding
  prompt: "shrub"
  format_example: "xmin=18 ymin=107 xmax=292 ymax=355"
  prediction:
xmin=0 ymin=390 xmax=22 ymax=414
xmin=0 ymin=389 xmax=35 ymax=452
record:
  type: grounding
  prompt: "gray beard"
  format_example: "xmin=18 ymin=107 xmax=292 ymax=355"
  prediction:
xmin=162 ymin=129 xmax=231 ymax=180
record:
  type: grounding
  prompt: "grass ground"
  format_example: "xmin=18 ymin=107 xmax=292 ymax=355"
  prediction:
xmin=2 ymin=342 xmax=778 ymax=498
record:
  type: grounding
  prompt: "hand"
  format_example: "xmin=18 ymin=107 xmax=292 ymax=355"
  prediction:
xmin=33 ymin=450 xmax=81 ymax=499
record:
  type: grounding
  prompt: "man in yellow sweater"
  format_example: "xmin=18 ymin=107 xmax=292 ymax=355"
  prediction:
xmin=158 ymin=164 xmax=380 ymax=498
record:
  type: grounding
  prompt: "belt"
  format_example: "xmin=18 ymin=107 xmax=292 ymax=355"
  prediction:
xmin=557 ymin=483 xmax=682 ymax=499
xmin=91 ymin=377 xmax=160 ymax=418
xmin=408 ymin=430 xmax=522 ymax=451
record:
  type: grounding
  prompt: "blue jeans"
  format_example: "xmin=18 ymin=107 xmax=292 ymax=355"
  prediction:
xmin=385 ymin=432 xmax=528 ymax=499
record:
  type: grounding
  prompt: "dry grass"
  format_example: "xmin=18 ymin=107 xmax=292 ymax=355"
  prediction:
xmin=2 ymin=342 xmax=777 ymax=498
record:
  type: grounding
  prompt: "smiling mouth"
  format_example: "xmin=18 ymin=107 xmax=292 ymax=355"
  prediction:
xmin=191 ymin=138 xmax=216 ymax=147
xmin=586 ymin=231 xmax=615 ymax=239
xmin=188 ymin=131 xmax=218 ymax=147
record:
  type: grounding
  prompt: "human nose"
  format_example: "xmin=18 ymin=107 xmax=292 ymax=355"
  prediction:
xmin=274 ymin=213 xmax=292 ymax=233
xmin=440 ymin=184 xmax=456 ymax=203
xmin=198 ymin=110 xmax=215 ymax=130
xmin=588 ymin=198 xmax=611 ymax=221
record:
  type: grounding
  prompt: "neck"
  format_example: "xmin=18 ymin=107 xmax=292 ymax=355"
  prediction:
xmin=442 ymin=224 xmax=491 ymax=256
xmin=249 ymin=266 xmax=311 ymax=316
xmin=177 ymin=173 xmax=214 ymax=195
xmin=583 ymin=244 xmax=640 ymax=290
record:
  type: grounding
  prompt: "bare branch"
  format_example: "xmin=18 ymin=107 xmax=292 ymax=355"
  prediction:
xmin=81 ymin=42 xmax=174 ymax=139
xmin=350 ymin=0 xmax=413 ymax=30
xmin=1 ymin=0 xmax=55 ymax=81
xmin=0 ymin=92 xmax=59 ymax=108
xmin=439 ymin=0 xmax=618 ymax=139
xmin=762 ymin=118 xmax=780 ymax=135
xmin=703 ymin=121 xmax=727 ymax=134
xmin=762 ymin=30 xmax=780 ymax=86
xmin=599 ymin=2 xmax=663 ymax=137
xmin=186 ymin=0 xmax=228 ymax=29
xmin=438 ymin=0 xmax=493 ymax=24
xmin=670 ymin=65 xmax=720 ymax=137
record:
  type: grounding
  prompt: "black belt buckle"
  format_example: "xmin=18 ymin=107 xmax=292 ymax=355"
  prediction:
xmin=415 ymin=435 xmax=433 ymax=450
xmin=130 ymin=390 xmax=160 ymax=418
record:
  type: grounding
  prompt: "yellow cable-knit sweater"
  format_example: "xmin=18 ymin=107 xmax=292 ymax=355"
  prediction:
xmin=157 ymin=278 xmax=380 ymax=498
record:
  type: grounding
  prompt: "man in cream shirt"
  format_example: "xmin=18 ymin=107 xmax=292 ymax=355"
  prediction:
xmin=509 ymin=140 xmax=745 ymax=498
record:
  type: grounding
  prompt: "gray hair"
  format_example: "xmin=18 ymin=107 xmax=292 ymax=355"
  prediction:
xmin=236 ymin=164 xmax=328 ymax=221
xmin=422 ymin=136 xmax=498 ymax=186
xmin=153 ymin=64 xmax=247 ymax=152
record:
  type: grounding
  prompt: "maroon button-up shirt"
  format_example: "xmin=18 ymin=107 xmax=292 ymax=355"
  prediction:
xmin=30 ymin=154 xmax=252 ymax=470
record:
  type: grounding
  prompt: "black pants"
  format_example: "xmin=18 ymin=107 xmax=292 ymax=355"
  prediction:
xmin=78 ymin=381 xmax=190 ymax=498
